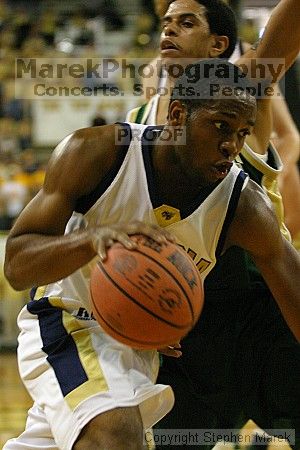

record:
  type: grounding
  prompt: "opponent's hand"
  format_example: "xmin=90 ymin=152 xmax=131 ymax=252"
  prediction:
xmin=157 ymin=342 xmax=182 ymax=358
xmin=90 ymin=221 xmax=176 ymax=260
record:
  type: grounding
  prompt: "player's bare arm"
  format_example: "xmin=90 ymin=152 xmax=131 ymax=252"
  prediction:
xmin=4 ymin=124 xmax=118 ymax=289
xmin=235 ymin=0 xmax=300 ymax=155
xmin=237 ymin=0 xmax=300 ymax=75
xmin=4 ymin=125 xmax=174 ymax=291
xmin=253 ymin=0 xmax=300 ymax=68
xmin=227 ymin=179 xmax=300 ymax=342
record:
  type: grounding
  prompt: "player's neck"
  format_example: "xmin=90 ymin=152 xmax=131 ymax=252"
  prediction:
xmin=152 ymin=143 xmax=208 ymax=208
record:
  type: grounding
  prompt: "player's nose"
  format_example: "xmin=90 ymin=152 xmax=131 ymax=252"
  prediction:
xmin=163 ymin=21 xmax=179 ymax=36
xmin=219 ymin=139 xmax=239 ymax=161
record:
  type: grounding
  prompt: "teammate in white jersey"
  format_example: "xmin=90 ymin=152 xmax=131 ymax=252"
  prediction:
xmin=4 ymin=58 xmax=300 ymax=450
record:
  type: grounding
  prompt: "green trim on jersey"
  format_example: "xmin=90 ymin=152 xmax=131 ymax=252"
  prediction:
xmin=128 ymin=102 xmax=290 ymax=241
xmin=127 ymin=101 xmax=291 ymax=293
xmin=126 ymin=102 xmax=151 ymax=124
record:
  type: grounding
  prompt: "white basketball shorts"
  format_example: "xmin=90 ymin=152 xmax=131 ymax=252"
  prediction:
xmin=3 ymin=301 xmax=174 ymax=450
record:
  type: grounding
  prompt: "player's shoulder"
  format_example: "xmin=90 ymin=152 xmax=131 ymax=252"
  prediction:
xmin=49 ymin=124 xmax=118 ymax=167
xmin=67 ymin=123 xmax=117 ymax=156
xmin=226 ymin=178 xmax=279 ymax=251
xmin=237 ymin=179 xmax=274 ymax=219
xmin=227 ymin=179 xmax=276 ymax=244
xmin=227 ymin=176 xmax=289 ymax=266
xmin=45 ymin=124 xmax=123 ymax=197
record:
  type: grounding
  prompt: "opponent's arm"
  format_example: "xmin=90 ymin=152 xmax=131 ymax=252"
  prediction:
xmin=237 ymin=0 xmax=300 ymax=77
xmin=227 ymin=179 xmax=300 ymax=342
xmin=271 ymin=87 xmax=300 ymax=237
xmin=271 ymin=85 xmax=300 ymax=169
xmin=254 ymin=0 xmax=300 ymax=69
xmin=236 ymin=0 xmax=300 ymax=154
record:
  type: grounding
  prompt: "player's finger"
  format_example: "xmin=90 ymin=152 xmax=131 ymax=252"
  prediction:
xmin=96 ymin=239 xmax=107 ymax=261
xmin=128 ymin=222 xmax=176 ymax=244
xmin=168 ymin=342 xmax=181 ymax=349
xmin=146 ymin=224 xmax=177 ymax=243
xmin=106 ymin=238 xmax=115 ymax=247
xmin=109 ymin=230 xmax=137 ymax=250
xmin=158 ymin=346 xmax=182 ymax=358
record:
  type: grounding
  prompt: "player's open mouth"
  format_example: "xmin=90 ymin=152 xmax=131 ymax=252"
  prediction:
xmin=213 ymin=162 xmax=233 ymax=178
xmin=161 ymin=40 xmax=180 ymax=52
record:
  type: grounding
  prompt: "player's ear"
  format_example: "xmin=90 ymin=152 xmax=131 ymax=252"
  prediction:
xmin=168 ymin=100 xmax=187 ymax=125
xmin=209 ymin=35 xmax=229 ymax=57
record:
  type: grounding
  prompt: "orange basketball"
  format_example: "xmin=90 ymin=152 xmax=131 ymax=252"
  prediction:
xmin=90 ymin=234 xmax=204 ymax=349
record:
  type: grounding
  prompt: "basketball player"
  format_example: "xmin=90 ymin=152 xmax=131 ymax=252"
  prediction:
xmin=134 ymin=0 xmax=300 ymax=252
xmin=125 ymin=0 xmax=300 ymax=448
xmin=127 ymin=0 xmax=290 ymax=245
xmin=4 ymin=58 xmax=300 ymax=450
xmin=226 ymin=5 xmax=300 ymax=251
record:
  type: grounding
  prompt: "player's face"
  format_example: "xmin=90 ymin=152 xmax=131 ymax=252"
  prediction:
xmin=160 ymin=0 xmax=216 ymax=62
xmin=169 ymin=97 xmax=256 ymax=186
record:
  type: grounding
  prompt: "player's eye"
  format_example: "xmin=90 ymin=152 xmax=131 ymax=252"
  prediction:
xmin=161 ymin=20 xmax=169 ymax=29
xmin=214 ymin=121 xmax=230 ymax=133
xmin=182 ymin=20 xmax=194 ymax=28
xmin=238 ymin=129 xmax=251 ymax=138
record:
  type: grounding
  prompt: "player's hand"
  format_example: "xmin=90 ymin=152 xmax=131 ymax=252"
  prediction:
xmin=157 ymin=342 xmax=182 ymax=358
xmin=90 ymin=221 xmax=176 ymax=260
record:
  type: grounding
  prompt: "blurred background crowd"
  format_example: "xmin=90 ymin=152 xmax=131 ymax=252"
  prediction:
xmin=0 ymin=0 xmax=157 ymax=234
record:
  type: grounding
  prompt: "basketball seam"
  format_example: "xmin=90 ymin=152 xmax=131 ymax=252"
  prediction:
xmin=97 ymin=260 xmax=193 ymax=329
xmin=91 ymin=291 xmax=182 ymax=347
xmin=134 ymin=247 xmax=196 ymax=322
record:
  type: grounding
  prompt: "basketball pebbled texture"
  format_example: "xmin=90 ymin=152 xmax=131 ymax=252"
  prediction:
xmin=90 ymin=234 xmax=204 ymax=349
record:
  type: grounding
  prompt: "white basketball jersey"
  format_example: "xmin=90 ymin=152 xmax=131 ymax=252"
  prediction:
xmin=33 ymin=123 xmax=248 ymax=315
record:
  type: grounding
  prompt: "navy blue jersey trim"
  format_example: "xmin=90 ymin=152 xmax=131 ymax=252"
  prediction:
xmin=216 ymin=170 xmax=247 ymax=257
xmin=239 ymin=143 xmax=277 ymax=186
xmin=141 ymin=126 xmax=164 ymax=208
xmin=27 ymin=298 xmax=88 ymax=396
xmin=239 ymin=153 xmax=262 ymax=185
xmin=75 ymin=123 xmax=132 ymax=214
xmin=30 ymin=287 xmax=37 ymax=300
xmin=266 ymin=144 xmax=277 ymax=169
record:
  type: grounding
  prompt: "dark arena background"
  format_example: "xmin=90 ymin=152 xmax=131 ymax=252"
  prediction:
xmin=0 ymin=0 xmax=299 ymax=447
